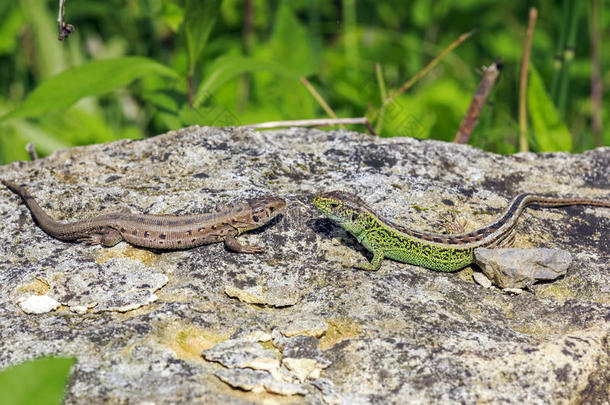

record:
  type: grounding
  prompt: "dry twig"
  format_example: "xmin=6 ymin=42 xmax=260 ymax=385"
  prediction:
xmin=241 ymin=117 xmax=376 ymax=135
xmin=454 ymin=60 xmax=502 ymax=144
xmin=57 ymin=0 xmax=75 ymax=40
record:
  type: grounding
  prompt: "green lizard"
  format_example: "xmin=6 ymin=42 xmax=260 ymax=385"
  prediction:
xmin=313 ymin=191 xmax=609 ymax=272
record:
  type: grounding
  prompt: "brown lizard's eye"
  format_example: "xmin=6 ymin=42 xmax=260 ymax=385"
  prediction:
xmin=253 ymin=215 xmax=260 ymax=222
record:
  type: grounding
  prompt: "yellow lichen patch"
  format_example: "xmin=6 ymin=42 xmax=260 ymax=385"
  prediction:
xmin=16 ymin=278 xmax=50 ymax=295
xmin=511 ymin=320 xmax=567 ymax=342
xmin=96 ymin=245 xmax=158 ymax=266
xmin=259 ymin=340 xmax=282 ymax=359
xmin=157 ymin=321 xmax=230 ymax=360
xmin=456 ymin=267 xmax=475 ymax=283
xmin=482 ymin=294 xmax=515 ymax=319
xmin=318 ymin=318 xmax=362 ymax=350
xmin=535 ymin=282 xmax=578 ymax=302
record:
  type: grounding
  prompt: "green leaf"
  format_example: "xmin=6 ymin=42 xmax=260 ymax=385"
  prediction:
xmin=270 ymin=3 xmax=316 ymax=76
xmin=20 ymin=0 xmax=66 ymax=78
xmin=184 ymin=0 xmax=221 ymax=75
xmin=193 ymin=55 xmax=298 ymax=108
xmin=0 ymin=357 xmax=76 ymax=405
xmin=179 ymin=105 xmax=241 ymax=127
xmin=527 ymin=65 xmax=572 ymax=151
xmin=1 ymin=57 xmax=178 ymax=122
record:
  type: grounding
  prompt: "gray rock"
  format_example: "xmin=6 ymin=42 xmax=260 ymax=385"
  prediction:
xmin=472 ymin=271 xmax=492 ymax=288
xmin=475 ymin=247 xmax=572 ymax=288
xmin=0 ymin=126 xmax=608 ymax=404
xmin=214 ymin=368 xmax=273 ymax=392
xmin=202 ymin=339 xmax=279 ymax=372
xmin=263 ymin=380 xmax=307 ymax=396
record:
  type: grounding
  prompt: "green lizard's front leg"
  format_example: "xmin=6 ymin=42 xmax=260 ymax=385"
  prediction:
xmin=353 ymin=249 xmax=384 ymax=271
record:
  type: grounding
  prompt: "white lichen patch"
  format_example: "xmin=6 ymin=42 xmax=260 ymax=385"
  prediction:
xmin=215 ymin=368 xmax=274 ymax=392
xmin=18 ymin=294 xmax=60 ymax=314
xmin=49 ymin=258 xmax=168 ymax=313
xmin=282 ymin=358 xmax=319 ymax=382
xmin=243 ymin=330 xmax=273 ymax=342
xmin=264 ymin=380 xmax=307 ymax=396
xmin=202 ymin=339 xmax=280 ymax=371
xmin=279 ymin=317 xmax=328 ymax=338
xmin=69 ymin=305 xmax=92 ymax=314
xmin=224 ymin=283 xmax=300 ymax=307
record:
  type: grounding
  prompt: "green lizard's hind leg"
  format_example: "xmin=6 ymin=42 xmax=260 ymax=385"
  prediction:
xmin=353 ymin=249 xmax=384 ymax=271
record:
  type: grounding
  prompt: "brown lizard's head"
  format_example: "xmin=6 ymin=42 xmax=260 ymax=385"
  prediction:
xmin=244 ymin=196 xmax=286 ymax=231
xmin=313 ymin=191 xmax=371 ymax=236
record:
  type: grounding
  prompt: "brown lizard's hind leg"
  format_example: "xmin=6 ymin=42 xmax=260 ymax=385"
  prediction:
xmin=100 ymin=229 xmax=123 ymax=247
xmin=224 ymin=236 xmax=264 ymax=254
xmin=77 ymin=229 xmax=123 ymax=246
xmin=76 ymin=234 xmax=103 ymax=245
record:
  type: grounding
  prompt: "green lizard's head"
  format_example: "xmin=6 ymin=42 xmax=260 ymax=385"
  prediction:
xmin=313 ymin=191 xmax=370 ymax=235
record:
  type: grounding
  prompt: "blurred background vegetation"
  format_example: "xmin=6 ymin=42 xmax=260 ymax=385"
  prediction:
xmin=0 ymin=0 xmax=608 ymax=164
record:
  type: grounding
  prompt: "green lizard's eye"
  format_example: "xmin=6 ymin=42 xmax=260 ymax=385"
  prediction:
xmin=350 ymin=213 xmax=358 ymax=221
xmin=330 ymin=202 xmax=340 ymax=209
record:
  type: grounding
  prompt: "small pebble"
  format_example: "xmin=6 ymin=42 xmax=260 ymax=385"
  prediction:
xmin=472 ymin=272 xmax=492 ymax=288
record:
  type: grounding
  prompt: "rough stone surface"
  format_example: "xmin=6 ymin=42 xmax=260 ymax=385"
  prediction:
xmin=0 ymin=126 xmax=608 ymax=404
xmin=475 ymin=247 xmax=572 ymax=288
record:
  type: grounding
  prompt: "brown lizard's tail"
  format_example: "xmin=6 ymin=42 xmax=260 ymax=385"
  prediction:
xmin=1 ymin=179 xmax=73 ymax=239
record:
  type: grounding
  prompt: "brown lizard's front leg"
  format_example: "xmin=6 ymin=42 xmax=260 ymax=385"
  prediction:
xmin=224 ymin=236 xmax=264 ymax=254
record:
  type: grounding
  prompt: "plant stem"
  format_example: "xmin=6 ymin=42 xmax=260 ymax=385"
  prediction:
xmin=374 ymin=63 xmax=387 ymax=135
xmin=342 ymin=0 xmax=358 ymax=80
xmin=300 ymin=77 xmax=345 ymax=130
xmin=551 ymin=0 xmax=571 ymax=101
xmin=387 ymin=31 xmax=473 ymax=103
xmin=519 ymin=8 xmax=538 ymax=152
xmin=590 ymin=0 xmax=602 ymax=146
xmin=557 ymin=0 xmax=581 ymax=118
xmin=237 ymin=0 xmax=253 ymax=113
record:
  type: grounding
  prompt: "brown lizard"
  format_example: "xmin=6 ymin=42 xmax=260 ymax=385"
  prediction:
xmin=2 ymin=179 xmax=286 ymax=253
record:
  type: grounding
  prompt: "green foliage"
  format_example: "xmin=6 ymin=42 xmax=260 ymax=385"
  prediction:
xmin=0 ymin=0 xmax=608 ymax=164
xmin=1 ymin=57 xmax=178 ymax=122
xmin=528 ymin=65 xmax=572 ymax=151
xmin=0 ymin=357 xmax=76 ymax=405
xmin=184 ymin=0 xmax=221 ymax=76
xmin=193 ymin=55 xmax=298 ymax=107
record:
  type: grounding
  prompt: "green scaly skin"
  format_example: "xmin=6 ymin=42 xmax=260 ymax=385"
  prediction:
xmin=313 ymin=191 xmax=610 ymax=272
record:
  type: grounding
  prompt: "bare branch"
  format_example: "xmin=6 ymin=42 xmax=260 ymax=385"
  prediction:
xmin=454 ymin=60 xmax=502 ymax=144
xmin=241 ymin=117 xmax=376 ymax=135
xmin=300 ymin=77 xmax=345 ymax=130
xmin=25 ymin=143 xmax=39 ymax=161
xmin=57 ymin=0 xmax=75 ymax=40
